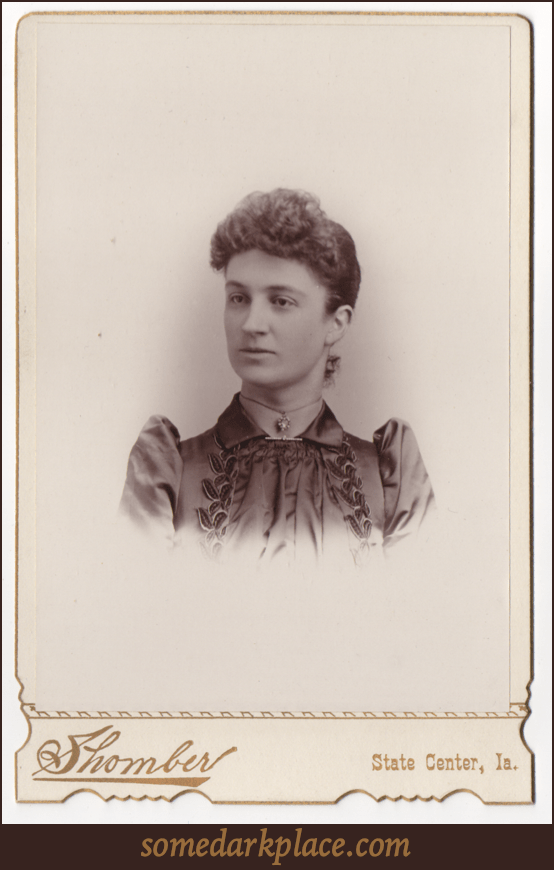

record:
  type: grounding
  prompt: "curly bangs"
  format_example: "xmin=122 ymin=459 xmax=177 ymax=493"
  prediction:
xmin=210 ymin=189 xmax=361 ymax=314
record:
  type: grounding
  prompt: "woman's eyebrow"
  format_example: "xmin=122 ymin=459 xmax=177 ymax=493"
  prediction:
xmin=265 ymin=284 xmax=306 ymax=296
xmin=225 ymin=280 xmax=306 ymax=296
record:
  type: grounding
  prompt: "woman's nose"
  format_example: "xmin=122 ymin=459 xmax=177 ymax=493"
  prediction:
xmin=242 ymin=300 xmax=269 ymax=334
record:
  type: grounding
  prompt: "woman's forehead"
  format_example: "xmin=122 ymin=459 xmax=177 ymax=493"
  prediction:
xmin=225 ymin=250 xmax=322 ymax=291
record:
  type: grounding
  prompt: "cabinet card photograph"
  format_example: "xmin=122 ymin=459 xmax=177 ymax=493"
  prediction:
xmin=14 ymin=11 xmax=532 ymax=804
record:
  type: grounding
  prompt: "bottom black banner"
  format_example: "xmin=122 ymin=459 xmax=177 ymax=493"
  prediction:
xmin=2 ymin=823 xmax=537 ymax=866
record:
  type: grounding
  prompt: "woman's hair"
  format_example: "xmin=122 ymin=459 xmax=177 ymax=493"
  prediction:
xmin=210 ymin=188 xmax=362 ymax=383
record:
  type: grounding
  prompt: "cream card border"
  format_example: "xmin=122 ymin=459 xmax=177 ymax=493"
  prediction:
xmin=14 ymin=10 xmax=533 ymax=805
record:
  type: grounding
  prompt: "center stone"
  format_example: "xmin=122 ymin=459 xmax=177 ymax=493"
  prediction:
xmin=277 ymin=414 xmax=291 ymax=432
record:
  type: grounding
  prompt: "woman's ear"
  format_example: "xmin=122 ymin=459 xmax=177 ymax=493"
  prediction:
xmin=325 ymin=305 xmax=353 ymax=347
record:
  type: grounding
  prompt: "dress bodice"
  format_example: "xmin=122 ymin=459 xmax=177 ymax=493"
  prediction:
xmin=120 ymin=395 xmax=435 ymax=567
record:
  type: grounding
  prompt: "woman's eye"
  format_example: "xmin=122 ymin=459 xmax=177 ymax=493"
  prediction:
xmin=229 ymin=294 xmax=246 ymax=304
xmin=273 ymin=297 xmax=294 ymax=308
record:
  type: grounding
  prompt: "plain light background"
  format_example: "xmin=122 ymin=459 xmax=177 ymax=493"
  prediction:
xmin=36 ymin=19 xmax=509 ymax=521
xmin=4 ymin=1 xmax=551 ymax=825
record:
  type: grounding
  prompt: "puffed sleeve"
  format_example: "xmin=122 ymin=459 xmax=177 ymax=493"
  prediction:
xmin=119 ymin=415 xmax=183 ymax=540
xmin=373 ymin=418 xmax=435 ymax=549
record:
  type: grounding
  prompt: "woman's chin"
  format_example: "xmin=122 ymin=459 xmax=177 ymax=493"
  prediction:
xmin=232 ymin=365 xmax=282 ymax=388
xmin=240 ymin=376 xmax=283 ymax=392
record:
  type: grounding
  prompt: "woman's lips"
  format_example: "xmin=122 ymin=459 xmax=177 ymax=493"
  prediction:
xmin=239 ymin=348 xmax=275 ymax=354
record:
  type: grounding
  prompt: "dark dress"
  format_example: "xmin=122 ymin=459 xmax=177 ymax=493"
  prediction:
xmin=120 ymin=394 xmax=435 ymax=567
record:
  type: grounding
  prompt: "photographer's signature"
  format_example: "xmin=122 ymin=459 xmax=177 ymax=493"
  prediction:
xmin=32 ymin=725 xmax=237 ymax=785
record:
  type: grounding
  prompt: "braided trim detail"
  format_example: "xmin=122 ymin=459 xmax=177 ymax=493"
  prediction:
xmin=197 ymin=433 xmax=238 ymax=559
xmin=326 ymin=437 xmax=372 ymax=545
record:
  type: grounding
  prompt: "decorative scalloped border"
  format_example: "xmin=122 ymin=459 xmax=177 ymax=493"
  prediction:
xmin=17 ymin=697 xmax=533 ymax=805
xmin=24 ymin=703 xmax=528 ymax=720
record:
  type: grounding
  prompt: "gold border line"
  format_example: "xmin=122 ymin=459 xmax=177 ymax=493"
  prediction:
xmin=12 ymin=10 xmax=534 ymax=806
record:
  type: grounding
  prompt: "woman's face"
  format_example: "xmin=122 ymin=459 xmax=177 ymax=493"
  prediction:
xmin=224 ymin=250 xmax=345 ymax=394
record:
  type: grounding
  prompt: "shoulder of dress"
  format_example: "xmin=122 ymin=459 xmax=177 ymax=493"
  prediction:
xmin=137 ymin=414 xmax=181 ymax=445
xmin=371 ymin=417 xmax=414 ymax=452
xmin=343 ymin=419 xmax=419 ymax=461
xmin=134 ymin=415 xmax=221 ymax=464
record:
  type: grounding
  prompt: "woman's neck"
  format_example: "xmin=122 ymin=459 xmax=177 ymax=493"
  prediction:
xmin=239 ymin=391 xmax=324 ymax=438
xmin=240 ymin=382 xmax=323 ymax=413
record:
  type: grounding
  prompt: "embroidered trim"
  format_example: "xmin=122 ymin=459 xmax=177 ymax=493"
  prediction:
xmin=326 ymin=438 xmax=372 ymax=548
xmin=197 ymin=433 xmax=238 ymax=559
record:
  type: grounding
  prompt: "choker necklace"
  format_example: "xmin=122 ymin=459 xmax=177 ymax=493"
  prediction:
xmin=240 ymin=394 xmax=323 ymax=434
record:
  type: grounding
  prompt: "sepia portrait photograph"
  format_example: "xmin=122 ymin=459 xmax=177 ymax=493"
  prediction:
xmin=10 ymin=7 xmax=537 ymax=808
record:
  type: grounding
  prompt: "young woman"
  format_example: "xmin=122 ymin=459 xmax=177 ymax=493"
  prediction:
xmin=120 ymin=189 xmax=435 ymax=567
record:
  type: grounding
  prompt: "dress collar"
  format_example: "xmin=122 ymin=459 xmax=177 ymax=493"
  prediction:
xmin=216 ymin=393 xmax=344 ymax=450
